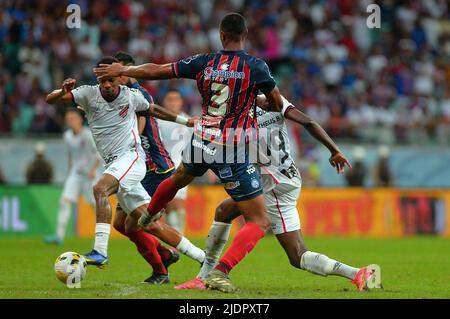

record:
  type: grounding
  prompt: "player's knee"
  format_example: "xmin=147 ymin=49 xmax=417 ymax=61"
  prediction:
xmin=144 ymin=222 xmax=160 ymax=236
xmin=254 ymin=216 xmax=270 ymax=232
xmin=214 ymin=204 xmax=229 ymax=223
xmin=93 ymin=183 xmax=108 ymax=200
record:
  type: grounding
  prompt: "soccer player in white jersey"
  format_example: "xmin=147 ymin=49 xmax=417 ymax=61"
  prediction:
xmin=44 ymin=108 xmax=100 ymax=245
xmin=156 ymin=89 xmax=193 ymax=234
xmin=176 ymin=95 xmax=382 ymax=292
xmin=46 ymin=56 xmax=197 ymax=267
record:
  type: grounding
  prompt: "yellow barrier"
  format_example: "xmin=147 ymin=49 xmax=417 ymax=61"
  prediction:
xmin=77 ymin=187 xmax=450 ymax=238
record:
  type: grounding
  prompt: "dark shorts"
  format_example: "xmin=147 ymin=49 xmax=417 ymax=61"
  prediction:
xmin=182 ymin=135 xmax=263 ymax=202
xmin=141 ymin=169 xmax=174 ymax=197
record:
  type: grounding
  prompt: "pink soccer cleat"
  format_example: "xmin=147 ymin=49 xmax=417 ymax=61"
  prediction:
xmin=174 ymin=278 xmax=206 ymax=290
xmin=352 ymin=264 xmax=382 ymax=291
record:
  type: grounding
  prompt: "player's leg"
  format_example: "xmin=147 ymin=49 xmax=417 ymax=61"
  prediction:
xmin=83 ymin=173 xmax=119 ymax=266
xmin=204 ymin=163 xmax=269 ymax=293
xmin=113 ymin=204 xmax=176 ymax=284
xmin=140 ymin=169 xmax=204 ymax=264
xmin=44 ymin=171 xmax=80 ymax=244
xmin=139 ymin=163 xmax=196 ymax=226
xmin=270 ymin=177 xmax=380 ymax=291
xmin=175 ymin=198 xmax=238 ymax=290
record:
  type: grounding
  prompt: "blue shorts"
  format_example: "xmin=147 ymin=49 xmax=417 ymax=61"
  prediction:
xmin=141 ymin=169 xmax=174 ymax=197
xmin=182 ymin=136 xmax=263 ymax=202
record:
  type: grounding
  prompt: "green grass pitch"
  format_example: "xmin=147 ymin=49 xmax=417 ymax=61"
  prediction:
xmin=0 ymin=236 xmax=449 ymax=299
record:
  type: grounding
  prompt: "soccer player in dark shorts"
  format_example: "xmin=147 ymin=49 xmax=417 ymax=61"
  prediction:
xmin=95 ymin=13 xmax=285 ymax=293
xmin=110 ymin=52 xmax=206 ymax=284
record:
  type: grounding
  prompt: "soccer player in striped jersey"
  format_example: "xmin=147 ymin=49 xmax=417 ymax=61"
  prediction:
xmin=175 ymin=95 xmax=381 ymax=292
xmin=94 ymin=13 xmax=285 ymax=292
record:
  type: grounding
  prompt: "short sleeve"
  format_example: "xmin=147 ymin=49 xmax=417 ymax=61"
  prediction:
xmin=131 ymin=89 xmax=150 ymax=112
xmin=280 ymin=96 xmax=295 ymax=117
xmin=253 ymin=60 xmax=276 ymax=95
xmin=130 ymin=82 xmax=154 ymax=104
xmin=172 ymin=54 xmax=207 ymax=80
xmin=71 ymin=85 xmax=96 ymax=110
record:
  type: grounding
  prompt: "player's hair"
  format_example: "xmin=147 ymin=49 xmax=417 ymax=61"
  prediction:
xmin=114 ymin=51 xmax=135 ymax=66
xmin=96 ymin=56 xmax=119 ymax=67
xmin=220 ymin=13 xmax=248 ymax=41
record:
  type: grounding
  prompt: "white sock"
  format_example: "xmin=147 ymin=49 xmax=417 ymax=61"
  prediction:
xmin=197 ymin=221 xmax=232 ymax=280
xmin=56 ymin=200 xmax=71 ymax=240
xmin=300 ymin=251 xmax=359 ymax=280
xmin=94 ymin=223 xmax=110 ymax=257
xmin=176 ymin=236 xmax=205 ymax=264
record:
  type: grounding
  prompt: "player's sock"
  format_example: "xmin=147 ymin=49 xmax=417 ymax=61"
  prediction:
xmin=215 ymin=222 xmax=264 ymax=275
xmin=156 ymin=243 xmax=173 ymax=261
xmin=176 ymin=236 xmax=205 ymax=264
xmin=56 ymin=199 xmax=71 ymax=240
xmin=94 ymin=223 xmax=110 ymax=257
xmin=197 ymin=221 xmax=232 ymax=280
xmin=300 ymin=251 xmax=359 ymax=280
xmin=147 ymin=178 xmax=179 ymax=215
xmin=128 ymin=230 xmax=167 ymax=275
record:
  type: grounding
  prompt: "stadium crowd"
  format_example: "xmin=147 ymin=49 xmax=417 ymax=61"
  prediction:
xmin=1 ymin=0 xmax=450 ymax=150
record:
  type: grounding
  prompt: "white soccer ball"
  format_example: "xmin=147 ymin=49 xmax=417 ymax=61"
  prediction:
xmin=54 ymin=252 xmax=87 ymax=286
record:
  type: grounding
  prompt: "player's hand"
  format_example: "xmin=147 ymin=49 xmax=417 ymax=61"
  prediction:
xmin=329 ymin=151 xmax=352 ymax=174
xmin=93 ymin=63 xmax=124 ymax=80
xmin=62 ymin=78 xmax=76 ymax=94
xmin=187 ymin=116 xmax=200 ymax=127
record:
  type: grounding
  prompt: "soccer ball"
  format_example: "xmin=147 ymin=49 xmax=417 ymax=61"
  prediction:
xmin=54 ymin=252 xmax=87 ymax=286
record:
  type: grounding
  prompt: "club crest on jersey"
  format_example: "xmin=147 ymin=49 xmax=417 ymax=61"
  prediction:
xmin=118 ymin=104 xmax=129 ymax=118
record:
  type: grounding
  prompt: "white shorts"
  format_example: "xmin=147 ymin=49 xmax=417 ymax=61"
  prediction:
xmin=262 ymin=171 xmax=302 ymax=235
xmin=61 ymin=170 xmax=96 ymax=205
xmin=104 ymin=150 xmax=150 ymax=214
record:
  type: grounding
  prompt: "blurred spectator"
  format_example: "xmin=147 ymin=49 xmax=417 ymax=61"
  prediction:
xmin=25 ymin=142 xmax=54 ymax=184
xmin=373 ymin=145 xmax=394 ymax=187
xmin=345 ymin=146 xmax=367 ymax=187
xmin=0 ymin=0 xmax=448 ymax=150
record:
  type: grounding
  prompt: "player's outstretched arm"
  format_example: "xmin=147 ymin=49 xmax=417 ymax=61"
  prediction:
xmin=284 ymin=106 xmax=352 ymax=174
xmin=46 ymin=78 xmax=76 ymax=104
xmin=94 ymin=63 xmax=174 ymax=81
xmin=139 ymin=104 xmax=197 ymax=127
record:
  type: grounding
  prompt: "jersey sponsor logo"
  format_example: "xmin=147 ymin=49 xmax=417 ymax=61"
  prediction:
xmin=224 ymin=181 xmax=240 ymax=190
xmin=104 ymin=155 xmax=118 ymax=165
xmin=246 ymin=165 xmax=256 ymax=175
xmin=192 ymin=138 xmax=217 ymax=156
xmin=204 ymin=67 xmax=245 ymax=81
xmin=118 ymin=104 xmax=129 ymax=118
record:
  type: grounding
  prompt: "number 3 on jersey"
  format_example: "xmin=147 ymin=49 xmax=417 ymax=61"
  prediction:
xmin=208 ymin=83 xmax=230 ymax=116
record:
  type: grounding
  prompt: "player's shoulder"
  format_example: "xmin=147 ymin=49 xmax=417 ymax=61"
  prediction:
xmin=122 ymin=85 xmax=145 ymax=98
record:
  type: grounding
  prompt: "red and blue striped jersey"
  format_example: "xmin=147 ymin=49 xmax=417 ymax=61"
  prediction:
xmin=172 ymin=50 xmax=276 ymax=145
xmin=130 ymin=82 xmax=175 ymax=174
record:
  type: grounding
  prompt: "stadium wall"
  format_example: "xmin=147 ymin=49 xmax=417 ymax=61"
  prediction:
xmin=1 ymin=186 xmax=448 ymax=238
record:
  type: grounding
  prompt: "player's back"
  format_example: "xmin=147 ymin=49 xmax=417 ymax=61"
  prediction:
xmin=172 ymin=50 xmax=276 ymax=145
